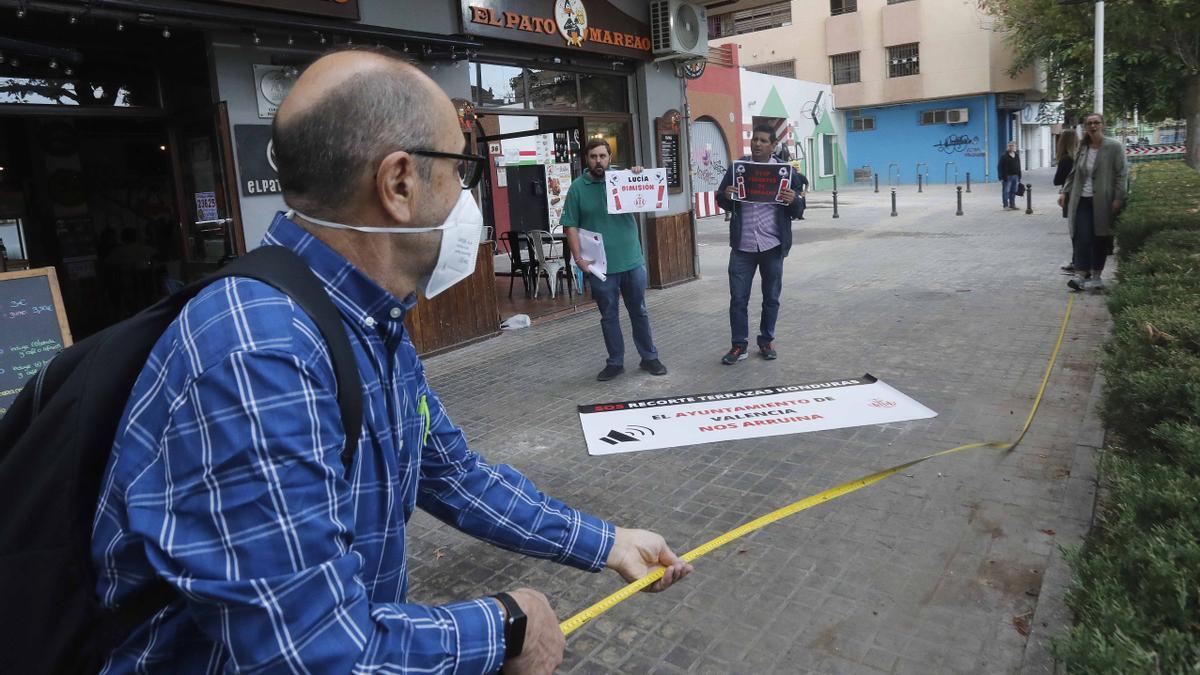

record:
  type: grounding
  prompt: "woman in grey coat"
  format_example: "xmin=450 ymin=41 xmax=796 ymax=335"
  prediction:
xmin=1057 ymin=113 xmax=1128 ymax=292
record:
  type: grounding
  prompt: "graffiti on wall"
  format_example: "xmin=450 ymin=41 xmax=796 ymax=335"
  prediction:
xmin=1020 ymin=101 xmax=1064 ymax=125
xmin=933 ymin=134 xmax=981 ymax=154
xmin=690 ymin=145 xmax=727 ymax=193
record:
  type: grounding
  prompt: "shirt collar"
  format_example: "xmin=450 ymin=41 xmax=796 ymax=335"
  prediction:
xmin=262 ymin=211 xmax=416 ymax=331
xmin=579 ymin=171 xmax=605 ymax=185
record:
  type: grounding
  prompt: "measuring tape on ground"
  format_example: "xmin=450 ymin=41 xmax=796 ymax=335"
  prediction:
xmin=561 ymin=295 xmax=1076 ymax=636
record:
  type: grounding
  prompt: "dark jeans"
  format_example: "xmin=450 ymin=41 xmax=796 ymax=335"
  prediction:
xmin=1072 ymin=197 xmax=1109 ymax=273
xmin=729 ymin=246 xmax=784 ymax=348
xmin=1002 ymin=175 xmax=1020 ymax=208
xmin=590 ymin=265 xmax=658 ymax=366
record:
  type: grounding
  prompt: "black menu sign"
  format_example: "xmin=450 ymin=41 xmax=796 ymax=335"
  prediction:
xmin=658 ymin=134 xmax=680 ymax=190
xmin=656 ymin=110 xmax=682 ymax=193
xmin=0 ymin=268 xmax=72 ymax=419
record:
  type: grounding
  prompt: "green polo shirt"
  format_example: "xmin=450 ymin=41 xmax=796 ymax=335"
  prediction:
xmin=560 ymin=171 xmax=644 ymax=274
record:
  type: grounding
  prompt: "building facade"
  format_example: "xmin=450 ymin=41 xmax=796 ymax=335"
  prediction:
xmin=1 ymin=0 xmax=699 ymax=353
xmin=706 ymin=0 xmax=1051 ymax=184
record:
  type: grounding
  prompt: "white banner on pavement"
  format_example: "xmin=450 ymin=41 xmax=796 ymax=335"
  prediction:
xmin=577 ymin=375 xmax=936 ymax=456
xmin=605 ymin=168 xmax=668 ymax=214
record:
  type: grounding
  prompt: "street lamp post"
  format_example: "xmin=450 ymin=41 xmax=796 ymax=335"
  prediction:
xmin=1061 ymin=0 xmax=1104 ymax=113
xmin=1094 ymin=0 xmax=1104 ymax=113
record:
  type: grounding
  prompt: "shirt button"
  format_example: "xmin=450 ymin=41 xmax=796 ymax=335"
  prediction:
xmin=364 ymin=316 xmax=376 ymax=328
xmin=389 ymin=307 xmax=402 ymax=319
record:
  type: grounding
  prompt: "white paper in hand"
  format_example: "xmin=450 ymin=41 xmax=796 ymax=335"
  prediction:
xmin=577 ymin=229 xmax=607 ymax=281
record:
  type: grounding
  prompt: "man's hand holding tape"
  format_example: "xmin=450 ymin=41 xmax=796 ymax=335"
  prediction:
xmin=500 ymin=528 xmax=692 ymax=674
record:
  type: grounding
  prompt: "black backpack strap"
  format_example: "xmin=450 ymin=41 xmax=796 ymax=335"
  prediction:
xmin=182 ymin=246 xmax=363 ymax=475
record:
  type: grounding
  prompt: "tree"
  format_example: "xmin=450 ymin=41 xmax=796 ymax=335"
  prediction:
xmin=980 ymin=0 xmax=1200 ymax=169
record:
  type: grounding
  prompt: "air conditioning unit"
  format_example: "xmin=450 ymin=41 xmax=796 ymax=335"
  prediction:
xmin=947 ymin=108 xmax=970 ymax=124
xmin=650 ymin=0 xmax=708 ymax=59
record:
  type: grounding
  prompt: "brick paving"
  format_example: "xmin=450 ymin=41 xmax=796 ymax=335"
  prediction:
xmin=406 ymin=169 xmax=1106 ymax=674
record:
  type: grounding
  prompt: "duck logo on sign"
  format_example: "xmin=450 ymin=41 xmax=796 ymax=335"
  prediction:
xmin=556 ymin=0 xmax=588 ymax=47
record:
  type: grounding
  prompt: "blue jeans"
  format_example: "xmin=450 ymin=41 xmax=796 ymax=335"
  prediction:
xmin=1002 ymin=175 xmax=1020 ymax=208
xmin=729 ymin=247 xmax=784 ymax=348
xmin=590 ymin=265 xmax=658 ymax=366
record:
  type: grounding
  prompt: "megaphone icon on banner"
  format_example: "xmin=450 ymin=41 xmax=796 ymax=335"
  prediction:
xmin=599 ymin=425 xmax=655 ymax=445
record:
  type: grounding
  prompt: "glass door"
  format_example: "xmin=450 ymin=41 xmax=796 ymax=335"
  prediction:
xmin=170 ymin=103 xmax=239 ymax=285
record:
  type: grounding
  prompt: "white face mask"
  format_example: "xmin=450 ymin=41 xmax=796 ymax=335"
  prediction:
xmin=288 ymin=190 xmax=483 ymax=298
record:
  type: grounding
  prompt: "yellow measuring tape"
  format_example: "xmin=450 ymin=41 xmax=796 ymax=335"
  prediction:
xmin=560 ymin=295 xmax=1076 ymax=636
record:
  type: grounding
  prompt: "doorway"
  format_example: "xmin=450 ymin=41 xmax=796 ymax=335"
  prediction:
xmin=476 ymin=113 xmax=634 ymax=322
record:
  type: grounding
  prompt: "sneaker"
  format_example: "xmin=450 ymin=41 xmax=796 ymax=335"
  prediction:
xmin=1087 ymin=276 xmax=1105 ymax=292
xmin=1067 ymin=275 xmax=1088 ymax=292
xmin=596 ymin=364 xmax=624 ymax=381
xmin=759 ymin=343 xmax=778 ymax=360
xmin=639 ymin=359 xmax=668 ymax=376
xmin=721 ymin=345 xmax=749 ymax=365
xmin=1060 ymin=262 xmax=1075 ymax=272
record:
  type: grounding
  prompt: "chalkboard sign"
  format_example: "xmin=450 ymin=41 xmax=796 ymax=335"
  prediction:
xmin=657 ymin=133 xmax=681 ymax=192
xmin=0 ymin=267 xmax=72 ymax=419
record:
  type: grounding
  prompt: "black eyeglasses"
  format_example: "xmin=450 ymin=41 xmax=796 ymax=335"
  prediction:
xmin=411 ymin=149 xmax=486 ymax=190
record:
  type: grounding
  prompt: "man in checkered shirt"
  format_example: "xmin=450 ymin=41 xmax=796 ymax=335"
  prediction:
xmin=92 ymin=49 xmax=691 ymax=675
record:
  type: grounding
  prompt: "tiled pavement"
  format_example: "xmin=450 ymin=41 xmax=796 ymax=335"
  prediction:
xmin=406 ymin=169 xmax=1107 ymax=674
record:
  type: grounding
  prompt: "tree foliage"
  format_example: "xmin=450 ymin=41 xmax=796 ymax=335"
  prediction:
xmin=982 ymin=0 xmax=1200 ymax=169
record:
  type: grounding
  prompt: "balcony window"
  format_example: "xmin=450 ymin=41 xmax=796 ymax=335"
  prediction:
xmin=887 ymin=43 xmax=920 ymax=78
xmin=746 ymin=60 xmax=796 ymax=79
xmin=831 ymin=0 xmax=858 ymax=16
xmin=709 ymin=1 xmax=792 ymax=39
xmin=830 ymin=52 xmax=861 ymax=85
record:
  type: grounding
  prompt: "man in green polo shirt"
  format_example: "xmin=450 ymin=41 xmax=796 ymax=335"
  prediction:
xmin=562 ymin=138 xmax=667 ymax=381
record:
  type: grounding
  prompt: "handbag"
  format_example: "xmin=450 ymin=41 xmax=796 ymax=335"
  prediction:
xmin=1015 ymin=182 xmax=1026 ymax=197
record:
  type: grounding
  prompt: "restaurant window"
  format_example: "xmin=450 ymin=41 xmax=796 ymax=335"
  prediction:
xmin=585 ymin=120 xmax=632 ymax=169
xmin=745 ymin=60 xmax=796 ymax=79
xmin=474 ymin=62 xmax=524 ymax=109
xmin=0 ymin=62 xmax=159 ymax=109
xmin=579 ymin=73 xmax=626 ymax=113
xmin=830 ymin=52 xmax=860 ymax=85
xmin=527 ymin=68 xmax=578 ymax=110
xmin=887 ymin=43 xmax=920 ymax=78
xmin=831 ymin=0 xmax=858 ymax=16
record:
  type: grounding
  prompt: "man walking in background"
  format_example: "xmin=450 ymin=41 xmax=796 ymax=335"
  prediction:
xmin=715 ymin=124 xmax=804 ymax=365
xmin=562 ymin=139 xmax=668 ymax=381
xmin=999 ymin=141 xmax=1022 ymax=210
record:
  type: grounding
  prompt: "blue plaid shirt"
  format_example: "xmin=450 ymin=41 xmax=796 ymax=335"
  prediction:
xmin=92 ymin=212 xmax=616 ymax=673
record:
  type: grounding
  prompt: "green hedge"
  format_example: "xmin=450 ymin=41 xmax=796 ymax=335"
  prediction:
xmin=1052 ymin=161 xmax=1200 ymax=673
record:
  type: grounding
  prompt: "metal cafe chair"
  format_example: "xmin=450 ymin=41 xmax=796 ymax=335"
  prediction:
xmin=498 ymin=230 xmax=533 ymax=297
xmin=528 ymin=229 xmax=573 ymax=300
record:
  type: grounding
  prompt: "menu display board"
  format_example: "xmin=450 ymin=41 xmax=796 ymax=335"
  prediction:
xmin=658 ymin=134 xmax=680 ymax=191
xmin=0 ymin=267 xmax=72 ymax=418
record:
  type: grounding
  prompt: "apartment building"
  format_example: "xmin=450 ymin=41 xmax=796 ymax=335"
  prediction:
xmin=707 ymin=0 xmax=1051 ymax=184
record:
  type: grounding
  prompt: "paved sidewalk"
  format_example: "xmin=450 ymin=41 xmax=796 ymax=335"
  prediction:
xmin=406 ymin=168 xmax=1107 ymax=674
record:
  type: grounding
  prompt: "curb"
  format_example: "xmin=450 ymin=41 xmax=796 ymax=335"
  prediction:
xmin=1018 ymin=359 xmax=1107 ymax=674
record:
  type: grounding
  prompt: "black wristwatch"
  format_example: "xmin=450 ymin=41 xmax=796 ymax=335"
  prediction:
xmin=492 ymin=592 xmax=526 ymax=659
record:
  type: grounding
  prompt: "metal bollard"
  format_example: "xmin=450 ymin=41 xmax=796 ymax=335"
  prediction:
xmin=917 ymin=174 xmax=923 ymax=193
xmin=956 ymin=186 xmax=963 ymax=216
xmin=874 ymin=173 xmax=879 ymax=193
xmin=965 ymin=172 xmax=972 ymax=193
xmin=832 ymin=189 xmax=839 ymax=218
xmin=832 ymin=174 xmax=838 ymax=192
xmin=891 ymin=188 xmax=898 ymax=217
xmin=1025 ymin=183 xmax=1033 ymax=214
